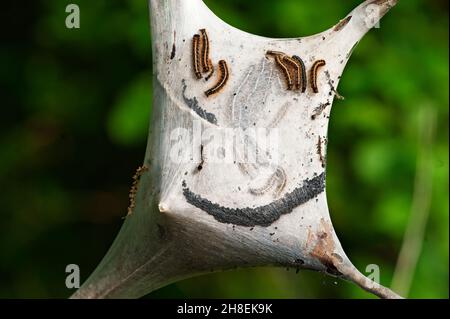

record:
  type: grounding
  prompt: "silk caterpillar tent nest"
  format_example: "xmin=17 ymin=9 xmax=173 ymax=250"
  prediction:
xmin=72 ymin=0 xmax=402 ymax=299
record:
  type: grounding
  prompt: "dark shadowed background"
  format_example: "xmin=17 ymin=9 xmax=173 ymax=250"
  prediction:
xmin=0 ymin=0 xmax=448 ymax=298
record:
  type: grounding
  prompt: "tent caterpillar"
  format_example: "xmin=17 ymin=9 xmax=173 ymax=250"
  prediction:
xmin=200 ymin=29 xmax=211 ymax=73
xmin=292 ymin=55 xmax=307 ymax=92
xmin=266 ymin=51 xmax=293 ymax=90
xmin=311 ymin=60 xmax=326 ymax=93
xmin=282 ymin=55 xmax=301 ymax=91
xmin=192 ymin=34 xmax=202 ymax=79
xmin=274 ymin=55 xmax=293 ymax=90
xmin=127 ymin=165 xmax=149 ymax=216
xmin=267 ymin=51 xmax=308 ymax=92
xmin=205 ymin=60 xmax=229 ymax=97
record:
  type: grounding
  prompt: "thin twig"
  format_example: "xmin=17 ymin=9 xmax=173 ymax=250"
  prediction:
xmin=391 ymin=106 xmax=436 ymax=296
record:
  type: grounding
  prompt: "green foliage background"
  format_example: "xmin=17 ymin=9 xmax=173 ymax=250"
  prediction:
xmin=0 ymin=0 xmax=448 ymax=298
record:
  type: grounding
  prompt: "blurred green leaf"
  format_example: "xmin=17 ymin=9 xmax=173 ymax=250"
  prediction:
xmin=107 ymin=74 xmax=152 ymax=146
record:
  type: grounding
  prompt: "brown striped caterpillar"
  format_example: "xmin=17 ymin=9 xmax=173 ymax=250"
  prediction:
xmin=199 ymin=29 xmax=211 ymax=73
xmin=310 ymin=60 xmax=326 ymax=93
xmin=282 ymin=55 xmax=301 ymax=91
xmin=267 ymin=51 xmax=308 ymax=92
xmin=127 ymin=165 xmax=149 ymax=216
xmin=275 ymin=55 xmax=293 ymax=90
xmin=292 ymin=55 xmax=307 ymax=92
xmin=192 ymin=34 xmax=202 ymax=79
xmin=266 ymin=50 xmax=286 ymax=56
xmin=266 ymin=51 xmax=293 ymax=90
xmin=205 ymin=60 xmax=229 ymax=97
